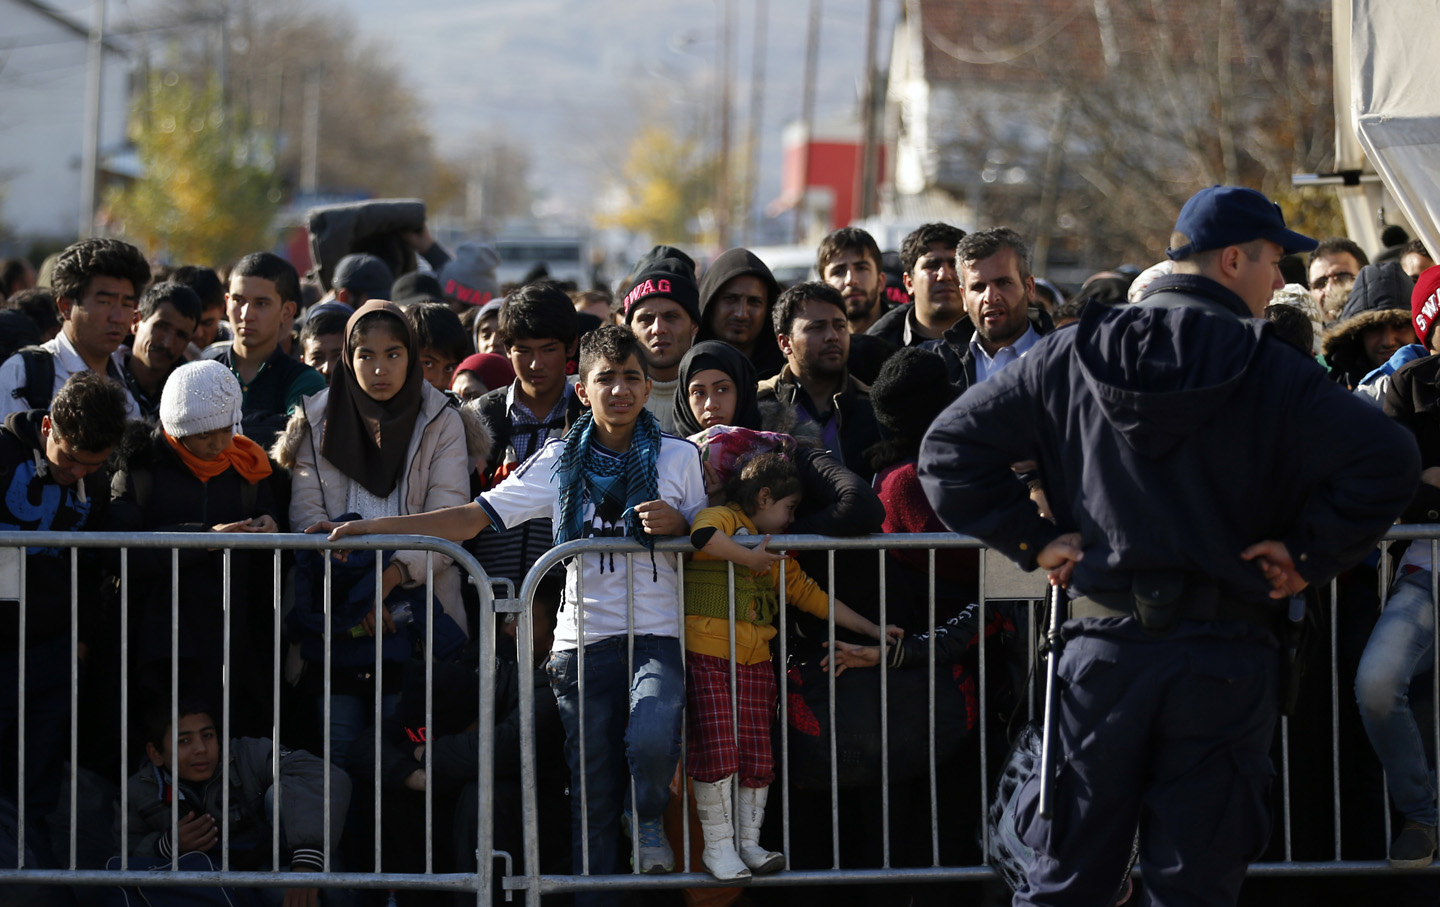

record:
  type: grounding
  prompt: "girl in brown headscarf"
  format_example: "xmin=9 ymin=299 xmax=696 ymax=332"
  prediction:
xmin=277 ymin=300 xmax=472 ymax=767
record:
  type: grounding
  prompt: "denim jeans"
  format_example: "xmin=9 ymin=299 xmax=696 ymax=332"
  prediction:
xmin=547 ymin=634 xmax=684 ymax=903
xmin=319 ymin=692 xmax=398 ymax=770
xmin=1356 ymin=569 xmax=1440 ymax=826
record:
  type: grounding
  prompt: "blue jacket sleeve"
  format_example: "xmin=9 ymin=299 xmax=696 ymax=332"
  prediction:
xmin=917 ymin=360 xmax=1061 ymax=571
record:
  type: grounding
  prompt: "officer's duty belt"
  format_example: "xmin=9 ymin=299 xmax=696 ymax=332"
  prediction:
xmin=1068 ymin=591 xmax=1275 ymax=626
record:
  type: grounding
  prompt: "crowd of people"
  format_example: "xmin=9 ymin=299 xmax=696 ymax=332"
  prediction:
xmin=0 ymin=190 xmax=1436 ymax=906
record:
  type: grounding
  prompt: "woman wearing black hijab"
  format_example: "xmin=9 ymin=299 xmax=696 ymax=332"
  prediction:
xmin=277 ymin=300 xmax=473 ymax=766
xmin=672 ymin=340 xmax=882 ymax=536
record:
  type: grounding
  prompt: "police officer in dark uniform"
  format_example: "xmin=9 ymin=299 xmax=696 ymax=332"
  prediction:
xmin=917 ymin=187 xmax=1420 ymax=906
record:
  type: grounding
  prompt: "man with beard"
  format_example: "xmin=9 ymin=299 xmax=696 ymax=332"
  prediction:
xmin=867 ymin=223 xmax=968 ymax=348
xmin=119 ymin=282 xmax=202 ymax=421
xmin=757 ymin=282 xmax=881 ymax=481
xmin=696 ymin=248 xmax=785 ymax=379
xmin=818 ymin=227 xmax=888 ymax=334
xmin=933 ymin=227 xmax=1051 ymax=390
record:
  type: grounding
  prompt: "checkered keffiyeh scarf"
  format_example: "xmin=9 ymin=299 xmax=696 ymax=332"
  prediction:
xmin=554 ymin=409 xmax=662 ymax=570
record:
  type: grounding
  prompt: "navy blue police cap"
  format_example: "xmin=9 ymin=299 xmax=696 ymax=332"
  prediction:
xmin=1166 ymin=186 xmax=1318 ymax=261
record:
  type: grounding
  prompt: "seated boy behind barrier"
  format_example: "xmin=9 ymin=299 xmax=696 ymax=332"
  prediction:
xmin=117 ymin=698 xmax=350 ymax=903
xmin=313 ymin=324 xmax=706 ymax=887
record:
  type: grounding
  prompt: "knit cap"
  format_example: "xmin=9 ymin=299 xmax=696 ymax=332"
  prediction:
xmin=332 ymin=253 xmax=394 ymax=300
xmin=391 ymin=271 xmax=445 ymax=306
xmin=1268 ymin=283 xmax=1325 ymax=355
xmin=622 ymin=257 xmax=700 ymax=325
xmin=869 ymin=346 xmax=958 ymax=441
xmin=439 ymin=243 xmax=502 ymax=307
xmin=1413 ymin=266 xmax=1440 ymax=348
xmin=161 ymin=360 xmax=242 ymax=438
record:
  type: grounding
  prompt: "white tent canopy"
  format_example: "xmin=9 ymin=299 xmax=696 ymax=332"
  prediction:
xmin=1350 ymin=0 xmax=1440 ymax=260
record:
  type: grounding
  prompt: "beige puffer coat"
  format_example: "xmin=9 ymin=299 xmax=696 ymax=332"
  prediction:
xmin=272 ymin=382 xmax=491 ymax=634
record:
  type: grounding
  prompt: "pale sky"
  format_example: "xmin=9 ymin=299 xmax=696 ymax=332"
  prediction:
xmin=63 ymin=0 xmax=894 ymax=226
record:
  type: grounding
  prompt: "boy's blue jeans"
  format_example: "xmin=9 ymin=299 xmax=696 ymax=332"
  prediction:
xmin=1357 ymin=569 xmax=1440 ymax=827
xmin=547 ymin=634 xmax=684 ymax=901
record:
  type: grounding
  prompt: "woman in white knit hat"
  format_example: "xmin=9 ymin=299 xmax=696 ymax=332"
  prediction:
xmin=109 ymin=358 xmax=280 ymax=737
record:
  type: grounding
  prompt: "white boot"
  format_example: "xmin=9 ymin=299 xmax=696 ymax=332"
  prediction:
xmin=691 ymin=776 xmax=751 ymax=881
xmin=736 ymin=784 xmax=785 ymax=874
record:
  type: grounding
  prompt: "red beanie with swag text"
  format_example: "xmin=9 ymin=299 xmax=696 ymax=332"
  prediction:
xmin=1412 ymin=266 xmax=1440 ymax=348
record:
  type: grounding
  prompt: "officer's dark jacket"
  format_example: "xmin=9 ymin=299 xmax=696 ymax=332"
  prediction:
xmin=928 ymin=304 xmax=1054 ymax=392
xmin=919 ymin=273 xmax=1420 ymax=602
xmin=1384 ymin=353 xmax=1440 ymax=523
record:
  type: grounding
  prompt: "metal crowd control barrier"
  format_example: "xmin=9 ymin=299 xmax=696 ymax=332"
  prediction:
xmin=511 ymin=528 xmax=1440 ymax=901
xmin=0 ymin=530 xmax=498 ymax=902
xmin=6 ymin=528 xmax=1440 ymax=904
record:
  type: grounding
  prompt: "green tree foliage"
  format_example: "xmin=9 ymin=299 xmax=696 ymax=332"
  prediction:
xmin=106 ymin=73 xmax=278 ymax=265
xmin=601 ymin=124 xmax=719 ymax=245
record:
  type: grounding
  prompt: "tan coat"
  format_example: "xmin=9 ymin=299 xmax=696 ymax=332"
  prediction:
xmin=273 ymin=382 xmax=491 ymax=633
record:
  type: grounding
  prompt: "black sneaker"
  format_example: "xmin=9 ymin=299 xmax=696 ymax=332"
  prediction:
xmin=1389 ymin=821 xmax=1437 ymax=869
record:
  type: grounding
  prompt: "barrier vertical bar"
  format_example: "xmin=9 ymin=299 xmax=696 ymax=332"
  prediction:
xmin=322 ymin=552 xmax=332 ymax=873
xmin=476 ymin=564 xmax=496 ymax=905
xmin=273 ymin=548 xmax=282 ymax=872
xmin=778 ymin=557 xmax=790 ymax=870
xmin=119 ymin=548 xmax=129 ymax=866
xmin=727 ymin=558 xmax=741 ymax=860
xmin=878 ymin=548 xmax=890 ymax=869
xmin=374 ymin=553 xmax=383 ymax=874
xmin=626 ymin=552 xmax=639 ymax=873
xmin=577 ymin=560 xmax=589 ymax=877
xmin=69 ymin=547 xmax=77 ymax=869
xmin=1378 ymin=547 xmax=1392 ymax=851
xmin=827 ymin=549 xmax=838 ymax=869
xmin=1330 ymin=575 xmax=1341 ymax=860
xmin=426 ymin=552 xmax=435 ymax=875
xmin=931 ymin=548 xmax=941 ymax=866
xmin=170 ymin=548 xmax=179 ymax=871
xmin=222 ymin=547 xmax=231 ymax=870
xmin=977 ymin=549 xmax=992 ymax=866
xmin=15 ymin=551 xmax=23 ymax=869
xmin=519 ymin=578 xmax=542 ymax=903
xmin=676 ymin=554 xmax=691 ymax=872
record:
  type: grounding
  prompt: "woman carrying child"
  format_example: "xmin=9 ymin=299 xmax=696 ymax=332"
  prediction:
xmin=683 ymin=450 xmax=897 ymax=880
xmin=274 ymin=300 xmax=478 ymax=767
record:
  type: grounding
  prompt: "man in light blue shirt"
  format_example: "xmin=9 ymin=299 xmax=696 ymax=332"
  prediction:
xmin=932 ymin=228 xmax=1050 ymax=390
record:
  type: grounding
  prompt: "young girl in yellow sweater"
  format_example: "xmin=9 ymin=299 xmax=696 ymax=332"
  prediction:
xmin=683 ymin=451 xmax=896 ymax=880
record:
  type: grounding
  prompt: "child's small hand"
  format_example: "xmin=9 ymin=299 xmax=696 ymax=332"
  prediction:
xmin=174 ymin=810 xmax=218 ymax=853
xmin=743 ymin=536 xmax=786 ymax=572
xmin=244 ymin=515 xmax=278 ymax=533
xmin=820 ymin=640 xmax=880 ymax=676
xmin=211 ymin=519 xmax=250 ymax=534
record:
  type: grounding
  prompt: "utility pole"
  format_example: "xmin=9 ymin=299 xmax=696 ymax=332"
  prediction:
xmin=857 ymin=0 xmax=880 ymax=222
xmin=79 ymin=0 xmax=107 ymax=239
xmin=742 ymin=0 xmax=768 ymax=246
xmin=793 ymin=0 xmax=821 ymax=244
xmin=716 ymin=0 xmax=735 ymax=250
xmin=300 ymin=64 xmax=322 ymax=195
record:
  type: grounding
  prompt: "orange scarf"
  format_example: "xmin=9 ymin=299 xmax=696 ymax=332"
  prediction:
xmin=163 ymin=432 xmax=273 ymax=484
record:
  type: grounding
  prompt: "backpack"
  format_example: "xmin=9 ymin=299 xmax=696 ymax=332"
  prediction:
xmin=15 ymin=347 xmax=54 ymax=411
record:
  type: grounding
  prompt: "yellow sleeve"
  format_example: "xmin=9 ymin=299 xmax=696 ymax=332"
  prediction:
xmin=782 ymin=556 xmax=831 ymax=618
xmin=691 ymin=505 xmax=740 ymax=537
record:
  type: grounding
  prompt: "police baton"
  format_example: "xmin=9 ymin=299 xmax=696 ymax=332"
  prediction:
xmin=1038 ymin=581 xmax=1064 ymax=820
